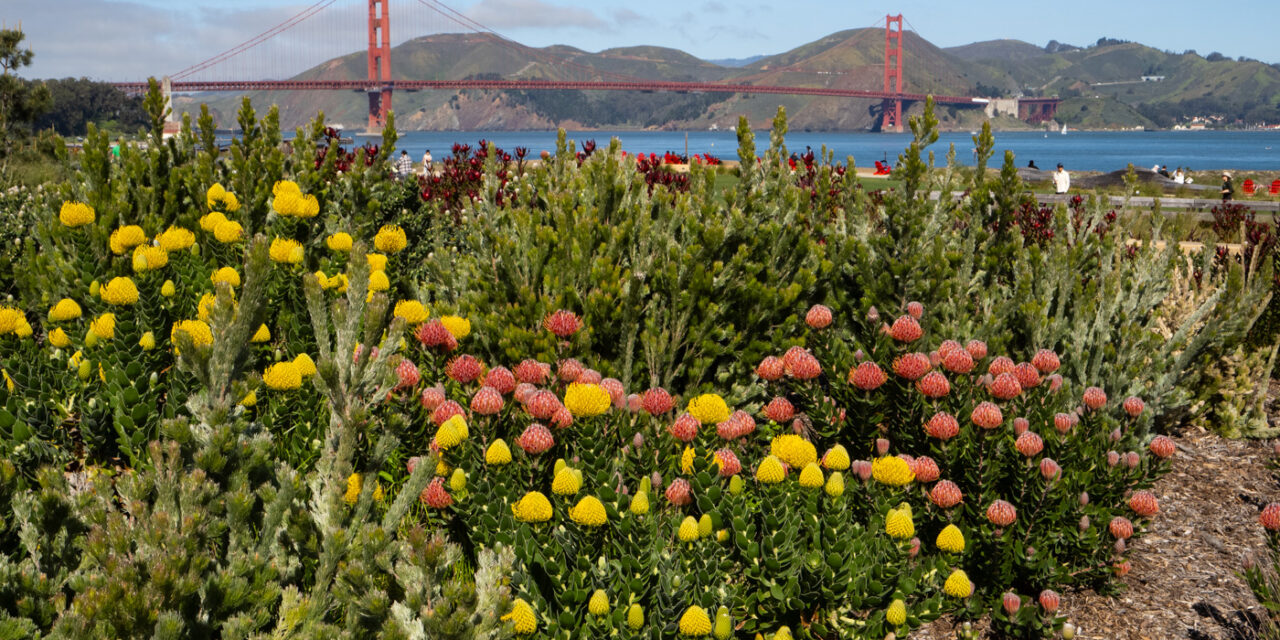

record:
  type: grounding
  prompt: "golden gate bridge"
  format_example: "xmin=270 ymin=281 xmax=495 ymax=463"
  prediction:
xmin=111 ymin=2 xmax=1059 ymax=133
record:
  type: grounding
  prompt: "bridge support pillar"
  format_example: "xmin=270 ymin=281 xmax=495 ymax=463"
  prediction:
xmin=880 ymin=14 xmax=904 ymax=133
xmin=367 ymin=0 xmax=392 ymax=132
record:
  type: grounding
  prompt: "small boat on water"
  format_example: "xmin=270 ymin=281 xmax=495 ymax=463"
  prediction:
xmin=1061 ymin=123 xmax=1068 ymax=135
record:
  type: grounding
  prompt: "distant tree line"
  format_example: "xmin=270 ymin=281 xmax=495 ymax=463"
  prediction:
xmin=1137 ymin=96 xmax=1280 ymax=127
xmin=33 ymin=78 xmax=148 ymax=136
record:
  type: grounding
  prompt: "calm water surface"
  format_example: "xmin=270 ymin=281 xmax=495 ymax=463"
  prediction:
xmin=364 ymin=129 xmax=1280 ymax=173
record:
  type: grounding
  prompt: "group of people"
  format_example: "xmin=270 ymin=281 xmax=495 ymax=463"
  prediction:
xmin=394 ymin=149 xmax=435 ymax=180
xmin=1151 ymin=164 xmax=1195 ymax=184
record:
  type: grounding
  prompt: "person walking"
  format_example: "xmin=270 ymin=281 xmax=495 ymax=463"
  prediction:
xmin=1221 ymin=172 xmax=1234 ymax=202
xmin=396 ymin=150 xmax=412 ymax=180
xmin=1053 ymin=163 xmax=1070 ymax=194
xmin=422 ymin=149 xmax=432 ymax=176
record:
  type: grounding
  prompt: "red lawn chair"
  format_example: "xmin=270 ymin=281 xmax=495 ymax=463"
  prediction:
xmin=1271 ymin=179 xmax=1280 ymax=195
xmin=1243 ymin=179 xmax=1256 ymax=196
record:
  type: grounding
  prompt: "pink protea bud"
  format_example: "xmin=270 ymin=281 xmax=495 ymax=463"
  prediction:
xmin=925 ymin=412 xmax=960 ymax=440
xmin=665 ymin=478 xmax=692 ymax=506
xmin=1083 ymin=386 xmax=1107 ymax=410
xmin=971 ymin=401 xmax=1003 ymax=429
xmin=627 ymin=393 xmax=643 ymax=413
xmin=1107 ymin=451 xmax=1120 ymax=467
xmin=576 ymin=368 xmax=603 ymax=385
xmin=1113 ymin=560 xmax=1131 ymax=577
xmin=484 ymin=366 xmax=517 ymax=394
xmin=600 ymin=378 xmax=625 ymax=406
xmin=849 ymin=361 xmax=888 ymax=390
xmin=1110 ymin=428 xmax=1122 ymax=443
xmin=513 ymin=383 xmax=536 ymax=405
xmin=1123 ymin=396 xmax=1145 ymax=417
xmin=1114 ymin=538 xmax=1127 ymax=554
xmin=1039 ymin=590 xmax=1060 ymax=612
xmin=650 ymin=471 xmax=663 ymax=491
xmin=1125 ymin=451 xmax=1141 ymax=469
xmin=851 ymin=460 xmax=873 ymax=481
xmin=988 ymin=356 xmax=1015 ymax=377
xmin=930 ymin=480 xmax=963 ymax=508
xmin=543 ymin=309 xmax=581 ymax=338
xmin=470 ymin=387 xmax=504 ymax=415
xmin=1013 ymin=417 xmax=1030 ymax=435
xmin=875 ymin=438 xmax=890 ymax=455
xmin=916 ymin=371 xmax=950 ymax=398
xmin=557 ymin=358 xmax=585 ymax=382
xmin=420 ymin=386 xmax=447 ymax=410
xmin=1015 ymin=431 xmax=1044 ymax=457
xmin=718 ymin=410 xmax=755 ymax=440
xmin=988 ymin=373 xmax=1022 ymax=400
xmin=898 ymin=454 xmax=915 ymax=468
xmin=415 ymin=320 xmax=457 ymax=351
xmin=1079 ymin=491 xmax=1090 ymax=506
xmin=938 ymin=339 xmax=963 ymax=359
xmin=670 ymin=413 xmax=699 ymax=442
xmin=890 ymin=315 xmax=923 ymax=342
xmin=1002 ymin=592 xmax=1021 ymax=615
xmin=1260 ymin=503 xmax=1280 ymax=530
xmin=632 ymin=432 xmax=645 ymax=449
xmin=929 ymin=351 xmax=943 ymax=367
xmin=1109 ymin=516 xmax=1134 ymax=539
xmin=965 ymin=339 xmax=988 ymax=360
xmin=714 ymin=449 xmax=741 ymax=477
xmin=911 ymin=456 xmax=940 ymax=482
xmin=514 ymin=359 xmax=549 ymax=385
xmin=906 ymin=301 xmax=924 ymax=318
xmin=551 ymin=407 xmax=574 ymax=429
xmin=892 ymin=353 xmax=931 ymax=381
xmin=853 ymin=349 xmax=865 ymax=361
xmin=1039 ymin=458 xmax=1061 ymax=480
xmin=908 ymin=537 xmax=921 ymax=557
xmin=942 ymin=348 xmax=975 ymax=374
xmin=1053 ymin=412 xmax=1074 ymax=434
xmin=1031 ymin=349 xmax=1060 ymax=374
xmin=526 ymin=390 xmax=561 ymax=420
xmin=641 ymin=387 xmax=675 ymax=415
xmin=763 ymin=396 xmax=795 ymax=423
xmin=1047 ymin=374 xmax=1063 ymax=392
xmin=1079 ymin=515 xmax=1090 ymax=531
xmin=866 ymin=306 xmax=880 ymax=323
xmin=1013 ymin=362 xmax=1041 ymax=389
xmin=446 ymin=355 xmax=484 ymax=384
xmin=406 ymin=456 xmax=422 ymax=474
xmin=421 ymin=477 xmax=453 ymax=509
xmin=395 ymin=359 xmax=421 ymax=390
xmin=518 ymin=423 xmax=555 ymax=454
xmin=805 ymin=304 xmax=833 ymax=329
xmin=1129 ymin=491 xmax=1159 ymax=518
xmin=783 ymin=346 xmax=822 ymax=380
xmin=987 ymin=500 xmax=1017 ymax=527
xmin=431 ymin=400 xmax=465 ymax=426
xmin=1149 ymin=435 xmax=1176 ymax=459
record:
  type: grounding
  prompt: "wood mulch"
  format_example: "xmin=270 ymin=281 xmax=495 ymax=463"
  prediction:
xmin=912 ymin=390 xmax=1280 ymax=640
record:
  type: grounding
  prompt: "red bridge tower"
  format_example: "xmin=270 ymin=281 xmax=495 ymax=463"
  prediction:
xmin=367 ymin=0 xmax=392 ymax=131
xmin=881 ymin=14 xmax=904 ymax=133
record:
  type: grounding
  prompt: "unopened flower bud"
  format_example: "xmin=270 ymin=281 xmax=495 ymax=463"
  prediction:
xmin=1114 ymin=538 xmax=1126 ymax=554
xmin=650 ymin=471 xmax=663 ymax=491
xmin=1079 ymin=491 xmax=1090 ymax=506
xmin=909 ymin=537 xmax=921 ymax=558
xmin=1110 ymin=428 xmax=1122 ymax=442
xmin=876 ymin=438 xmax=890 ymax=455
xmin=867 ymin=306 xmax=879 ymax=323
xmin=632 ymin=432 xmax=644 ymax=449
xmin=1063 ymin=622 xmax=1076 ymax=639
xmin=1079 ymin=515 xmax=1090 ymax=531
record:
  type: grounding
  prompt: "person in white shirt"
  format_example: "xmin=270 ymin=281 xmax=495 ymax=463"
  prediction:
xmin=1172 ymin=168 xmax=1185 ymax=184
xmin=1053 ymin=163 xmax=1070 ymax=194
xmin=422 ymin=149 xmax=433 ymax=175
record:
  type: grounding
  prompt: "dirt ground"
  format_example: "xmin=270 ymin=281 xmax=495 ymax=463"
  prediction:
xmin=912 ymin=385 xmax=1280 ymax=640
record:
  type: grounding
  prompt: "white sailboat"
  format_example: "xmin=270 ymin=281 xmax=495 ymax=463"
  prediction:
xmin=1061 ymin=123 xmax=1068 ymax=135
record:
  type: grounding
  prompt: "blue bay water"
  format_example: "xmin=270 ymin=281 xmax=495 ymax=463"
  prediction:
xmin=362 ymin=129 xmax=1280 ymax=173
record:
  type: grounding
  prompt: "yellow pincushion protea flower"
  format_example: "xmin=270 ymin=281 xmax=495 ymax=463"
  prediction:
xmin=374 ymin=224 xmax=407 ymax=253
xmin=368 ymin=270 xmax=390 ymax=292
xmin=160 ymin=280 xmax=176 ymax=297
xmin=2 ymin=370 xmax=13 ymax=393
xmin=485 ymin=439 xmax=512 ymax=465
xmin=213 ymin=220 xmax=244 ymax=243
xmin=344 ymin=473 xmax=362 ymax=505
xmin=627 ymin=604 xmax=644 ymax=630
xmin=59 ymin=201 xmax=95 ymax=227
xmin=798 ymin=463 xmax=824 ymax=488
xmin=171 ymin=319 xmax=213 ymax=348
xmin=501 ymin=598 xmax=538 ymax=635
xmin=570 ymin=496 xmax=608 ymax=527
xmin=681 ymin=446 xmax=696 ymax=474
xmin=678 ymin=605 xmax=712 ymax=637
xmin=0 ymin=308 xmax=25 ymax=334
xmin=564 ymin=382 xmax=611 ymax=417
xmin=89 ymin=313 xmax=116 ymax=340
xmin=326 ymin=232 xmax=353 ymax=252
xmin=552 ymin=467 xmax=581 ymax=495
xmin=393 ymin=300 xmax=430 ymax=324
xmin=48 ymin=298 xmax=82 ymax=322
xmin=588 ymin=589 xmax=610 ymax=616
xmin=885 ymin=506 xmax=914 ymax=539
xmin=298 ymin=194 xmax=319 ymax=218
xmin=823 ymin=444 xmax=851 ymax=470
xmin=936 ymin=524 xmax=965 ymax=553
xmin=755 ymin=455 xmax=786 ymax=484
xmin=268 ymin=237 xmax=304 ymax=264
xmin=293 ymin=353 xmax=317 ymax=377
xmin=207 ymin=184 xmax=240 ymax=212
xmin=944 ymin=569 xmax=972 ymax=598
xmin=197 ymin=293 xmax=218 ymax=321
xmin=439 ymin=315 xmax=470 ymax=339
xmin=101 ymin=277 xmax=140 ymax=306
xmin=872 ymin=456 xmax=915 ymax=487
xmin=886 ymin=599 xmax=907 ymax=627
xmin=366 ymin=253 xmax=388 ymax=271
xmin=48 ymin=327 xmax=72 ymax=348
xmin=434 ymin=417 xmax=466 ymax=450
xmin=157 ymin=226 xmax=195 ymax=251
xmin=771 ymin=434 xmax=817 ymax=468
xmin=251 ymin=324 xmax=271 ymax=343
xmin=271 ymin=180 xmax=301 ymax=214
xmin=239 ymin=390 xmax=257 ymax=407
xmin=131 ymin=245 xmax=169 ymax=272
xmin=199 ymin=211 xmax=227 ymax=232
xmin=263 ymin=361 xmax=303 ymax=391
xmin=678 ymin=516 xmax=699 ymax=542
xmin=686 ymin=393 xmax=730 ymax=424
xmin=108 ymin=225 xmax=147 ymax=255
xmin=629 ymin=491 xmax=650 ymax=515
xmin=825 ymin=472 xmax=845 ymax=497
xmin=211 ymin=267 xmax=241 ymax=288
xmin=511 ymin=491 xmax=553 ymax=523
xmin=697 ymin=514 xmax=712 ymax=538
xmin=449 ymin=468 xmax=468 ymax=492
xmin=139 ymin=331 xmax=156 ymax=350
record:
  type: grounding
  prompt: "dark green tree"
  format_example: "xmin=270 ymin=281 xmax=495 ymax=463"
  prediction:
xmin=0 ymin=29 xmax=51 ymax=159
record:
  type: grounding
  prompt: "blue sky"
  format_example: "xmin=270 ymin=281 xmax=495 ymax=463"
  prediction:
xmin=10 ymin=0 xmax=1280 ymax=81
